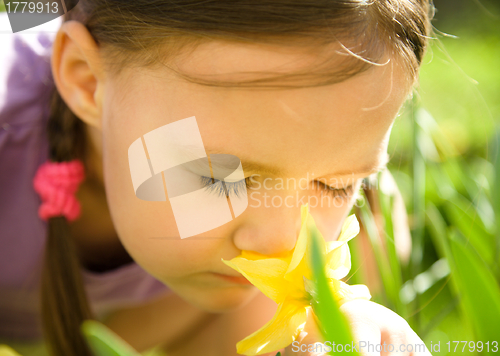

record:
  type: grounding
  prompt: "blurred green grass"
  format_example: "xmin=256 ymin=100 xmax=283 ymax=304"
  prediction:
xmin=390 ymin=0 xmax=500 ymax=158
xmin=366 ymin=3 xmax=500 ymax=353
xmin=389 ymin=33 xmax=500 ymax=159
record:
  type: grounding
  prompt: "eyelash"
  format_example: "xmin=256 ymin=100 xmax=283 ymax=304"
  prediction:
xmin=199 ymin=176 xmax=252 ymax=199
xmin=199 ymin=176 xmax=355 ymax=199
xmin=314 ymin=181 xmax=355 ymax=199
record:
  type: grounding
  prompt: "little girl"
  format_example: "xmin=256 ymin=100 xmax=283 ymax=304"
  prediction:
xmin=0 ymin=1 xmax=434 ymax=355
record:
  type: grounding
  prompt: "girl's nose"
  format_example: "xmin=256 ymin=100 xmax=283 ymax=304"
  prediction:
xmin=231 ymin=201 xmax=302 ymax=257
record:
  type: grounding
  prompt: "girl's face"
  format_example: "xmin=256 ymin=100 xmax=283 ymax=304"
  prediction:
xmin=95 ymin=40 xmax=410 ymax=312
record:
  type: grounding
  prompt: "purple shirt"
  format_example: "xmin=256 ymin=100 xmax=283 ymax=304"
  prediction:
xmin=0 ymin=14 xmax=171 ymax=341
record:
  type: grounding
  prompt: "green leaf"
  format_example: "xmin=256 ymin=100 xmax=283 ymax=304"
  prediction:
xmin=377 ymin=176 xmax=406 ymax=317
xmin=448 ymin=229 xmax=500 ymax=341
xmin=80 ymin=320 xmax=141 ymax=356
xmin=491 ymin=127 xmax=500 ymax=275
xmin=412 ymin=102 xmax=428 ymax=278
xmin=358 ymin=193 xmax=398 ymax=309
xmin=425 ymin=203 xmax=453 ymax=263
xmin=308 ymin=225 xmax=359 ymax=356
xmin=443 ymin=194 xmax=495 ymax=266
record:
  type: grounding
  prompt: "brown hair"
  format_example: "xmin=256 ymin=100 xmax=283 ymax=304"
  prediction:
xmin=41 ymin=1 xmax=434 ymax=355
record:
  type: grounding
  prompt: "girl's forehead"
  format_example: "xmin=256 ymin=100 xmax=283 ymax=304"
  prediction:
xmin=106 ymin=41 xmax=410 ymax=179
xmin=167 ymin=39 xmax=408 ymax=89
xmin=112 ymin=38 xmax=409 ymax=90
xmin=170 ymin=40 xmax=348 ymax=81
xmin=113 ymin=40 xmax=409 ymax=123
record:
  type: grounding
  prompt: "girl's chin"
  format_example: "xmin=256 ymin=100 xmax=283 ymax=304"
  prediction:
xmin=186 ymin=285 xmax=259 ymax=313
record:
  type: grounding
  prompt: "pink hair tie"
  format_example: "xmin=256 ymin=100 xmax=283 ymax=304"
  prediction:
xmin=33 ymin=159 xmax=86 ymax=222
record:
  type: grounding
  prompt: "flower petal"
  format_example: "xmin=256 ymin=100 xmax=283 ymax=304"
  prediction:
xmin=302 ymin=276 xmax=317 ymax=301
xmin=325 ymin=215 xmax=360 ymax=255
xmin=236 ymin=300 xmax=309 ymax=356
xmin=325 ymin=244 xmax=351 ymax=280
xmin=221 ymin=257 xmax=289 ymax=303
xmin=329 ymin=279 xmax=371 ymax=305
xmin=337 ymin=214 xmax=360 ymax=243
xmin=285 ymin=204 xmax=310 ymax=276
xmin=285 ymin=204 xmax=326 ymax=283
xmin=241 ymin=249 xmax=293 ymax=261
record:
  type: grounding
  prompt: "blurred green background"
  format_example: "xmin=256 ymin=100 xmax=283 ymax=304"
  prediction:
xmin=348 ymin=1 xmax=500 ymax=355
xmin=1 ymin=0 xmax=499 ymax=355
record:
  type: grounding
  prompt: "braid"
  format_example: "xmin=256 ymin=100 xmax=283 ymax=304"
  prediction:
xmin=47 ymin=86 xmax=87 ymax=163
xmin=40 ymin=85 xmax=94 ymax=356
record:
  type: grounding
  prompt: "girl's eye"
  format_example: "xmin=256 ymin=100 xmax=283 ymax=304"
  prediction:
xmin=199 ymin=176 xmax=254 ymax=198
xmin=199 ymin=175 xmax=355 ymax=200
xmin=313 ymin=181 xmax=355 ymax=199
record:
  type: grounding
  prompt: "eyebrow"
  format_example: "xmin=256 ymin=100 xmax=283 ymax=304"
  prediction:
xmin=205 ymin=148 xmax=389 ymax=179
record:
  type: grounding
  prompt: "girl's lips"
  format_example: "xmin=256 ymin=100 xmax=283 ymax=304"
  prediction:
xmin=211 ymin=272 xmax=254 ymax=285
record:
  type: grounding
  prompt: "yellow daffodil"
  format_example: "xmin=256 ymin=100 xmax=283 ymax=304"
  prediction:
xmin=0 ymin=345 xmax=22 ymax=356
xmin=221 ymin=203 xmax=371 ymax=356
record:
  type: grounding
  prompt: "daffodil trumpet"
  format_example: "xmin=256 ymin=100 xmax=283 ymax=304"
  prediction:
xmin=221 ymin=204 xmax=371 ymax=356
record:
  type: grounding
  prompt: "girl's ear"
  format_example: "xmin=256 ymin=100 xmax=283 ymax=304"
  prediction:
xmin=51 ymin=20 xmax=105 ymax=130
